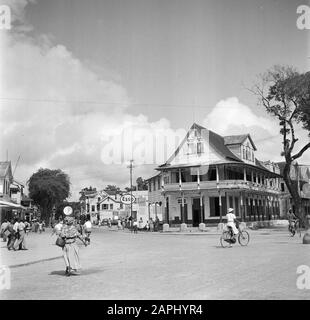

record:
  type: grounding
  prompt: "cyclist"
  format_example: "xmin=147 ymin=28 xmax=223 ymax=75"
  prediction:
xmin=287 ymin=208 xmax=299 ymax=234
xmin=225 ymin=208 xmax=239 ymax=247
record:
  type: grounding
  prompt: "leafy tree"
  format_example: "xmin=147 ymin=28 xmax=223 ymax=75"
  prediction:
xmin=136 ymin=177 xmax=148 ymax=190
xmin=104 ymin=185 xmax=121 ymax=192
xmin=124 ymin=186 xmax=137 ymax=192
xmin=27 ymin=168 xmax=70 ymax=224
xmin=252 ymin=65 xmax=310 ymax=226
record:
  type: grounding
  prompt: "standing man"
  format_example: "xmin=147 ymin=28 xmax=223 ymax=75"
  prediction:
xmin=133 ymin=219 xmax=138 ymax=234
xmin=7 ymin=219 xmax=16 ymax=250
xmin=14 ymin=219 xmax=27 ymax=250
xmin=83 ymin=218 xmax=92 ymax=245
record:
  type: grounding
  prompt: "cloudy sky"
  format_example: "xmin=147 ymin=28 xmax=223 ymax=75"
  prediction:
xmin=0 ymin=0 xmax=309 ymax=200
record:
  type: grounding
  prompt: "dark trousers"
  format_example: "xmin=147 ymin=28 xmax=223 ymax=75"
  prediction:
xmin=7 ymin=234 xmax=16 ymax=250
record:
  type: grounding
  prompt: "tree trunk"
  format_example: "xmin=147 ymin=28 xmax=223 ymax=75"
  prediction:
xmin=40 ymin=202 xmax=52 ymax=227
xmin=282 ymin=160 xmax=310 ymax=243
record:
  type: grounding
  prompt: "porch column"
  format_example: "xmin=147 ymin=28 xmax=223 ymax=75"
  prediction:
xmin=253 ymin=195 xmax=256 ymax=221
xmin=244 ymin=168 xmax=247 ymax=182
xmin=181 ymin=192 xmax=185 ymax=223
xmin=163 ymin=193 xmax=166 ymax=223
xmin=179 ymin=169 xmax=182 ymax=191
xmin=197 ymin=167 xmax=200 ymax=190
xmin=161 ymin=172 xmax=165 ymax=192
xmin=240 ymin=193 xmax=244 ymax=221
xmin=219 ymin=191 xmax=223 ymax=223
xmin=200 ymin=193 xmax=203 ymax=223
xmin=251 ymin=170 xmax=254 ymax=183
xmin=216 ymin=165 xmax=219 ymax=183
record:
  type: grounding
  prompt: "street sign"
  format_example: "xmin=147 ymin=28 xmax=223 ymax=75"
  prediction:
xmin=120 ymin=194 xmax=136 ymax=205
xmin=63 ymin=206 xmax=73 ymax=216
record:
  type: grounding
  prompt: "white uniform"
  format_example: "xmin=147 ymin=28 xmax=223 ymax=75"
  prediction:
xmin=226 ymin=213 xmax=238 ymax=235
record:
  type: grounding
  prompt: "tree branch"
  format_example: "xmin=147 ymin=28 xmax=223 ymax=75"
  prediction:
xmin=292 ymin=142 xmax=310 ymax=161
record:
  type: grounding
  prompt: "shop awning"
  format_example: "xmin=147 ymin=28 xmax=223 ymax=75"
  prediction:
xmin=0 ymin=200 xmax=26 ymax=209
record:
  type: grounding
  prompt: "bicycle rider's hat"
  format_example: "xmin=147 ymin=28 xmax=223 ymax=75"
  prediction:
xmin=228 ymin=208 xmax=234 ymax=213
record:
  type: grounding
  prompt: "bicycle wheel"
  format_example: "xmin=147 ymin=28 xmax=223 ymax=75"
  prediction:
xmin=238 ymin=230 xmax=250 ymax=246
xmin=220 ymin=231 xmax=232 ymax=248
xmin=289 ymin=226 xmax=295 ymax=237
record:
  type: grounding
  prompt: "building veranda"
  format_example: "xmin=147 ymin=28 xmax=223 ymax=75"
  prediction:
xmin=147 ymin=123 xmax=285 ymax=227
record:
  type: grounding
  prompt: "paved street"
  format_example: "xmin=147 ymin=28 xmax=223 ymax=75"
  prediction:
xmin=1 ymin=227 xmax=310 ymax=300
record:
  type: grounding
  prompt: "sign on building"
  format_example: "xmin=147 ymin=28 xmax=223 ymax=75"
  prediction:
xmin=120 ymin=194 xmax=136 ymax=205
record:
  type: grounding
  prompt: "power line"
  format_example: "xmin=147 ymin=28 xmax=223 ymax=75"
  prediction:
xmin=0 ymin=97 xmax=236 ymax=110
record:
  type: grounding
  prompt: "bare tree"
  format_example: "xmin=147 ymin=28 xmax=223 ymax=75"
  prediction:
xmin=251 ymin=65 xmax=310 ymax=227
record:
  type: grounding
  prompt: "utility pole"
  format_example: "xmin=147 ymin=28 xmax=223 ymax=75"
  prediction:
xmin=127 ymin=159 xmax=134 ymax=219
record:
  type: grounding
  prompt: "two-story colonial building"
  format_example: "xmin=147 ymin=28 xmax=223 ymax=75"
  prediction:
xmin=147 ymin=123 xmax=283 ymax=226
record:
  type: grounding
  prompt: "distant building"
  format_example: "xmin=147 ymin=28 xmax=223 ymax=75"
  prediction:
xmin=0 ymin=161 xmax=33 ymax=223
xmin=147 ymin=123 xmax=283 ymax=227
xmin=79 ymin=188 xmax=149 ymax=225
xmin=277 ymin=162 xmax=310 ymax=218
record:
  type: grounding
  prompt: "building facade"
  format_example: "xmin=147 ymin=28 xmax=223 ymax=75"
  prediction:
xmin=277 ymin=162 xmax=310 ymax=218
xmin=147 ymin=123 xmax=283 ymax=226
xmin=0 ymin=161 xmax=33 ymax=223
xmin=80 ymin=188 xmax=149 ymax=226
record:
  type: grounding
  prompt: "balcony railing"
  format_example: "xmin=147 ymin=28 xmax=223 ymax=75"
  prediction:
xmin=162 ymin=180 xmax=281 ymax=194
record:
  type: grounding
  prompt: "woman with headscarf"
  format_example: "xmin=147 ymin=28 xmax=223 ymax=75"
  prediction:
xmin=60 ymin=216 xmax=87 ymax=276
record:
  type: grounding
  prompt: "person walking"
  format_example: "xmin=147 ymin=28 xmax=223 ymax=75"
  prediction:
xmin=0 ymin=220 xmax=9 ymax=242
xmin=146 ymin=221 xmax=150 ymax=232
xmin=13 ymin=219 xmax=27 ymax=250
xmin=38 ymin=221 xmax=43 ymax=234
xmin=6 ymin=219 xmax=16 ymax=251
xmin=51 ymin=219 xmax=64 ymax=236
xmin=133 ymin=219 xmax=138 ymax=234
xmin=138 ymin=217 xmax=144 ymax=231
xmin=83 ymin=218 xmax=92 ymax=245
xmin=60 ymin=216 xmax=87 ymax=276
xmin=24 ymin=220 xmax=31 ymax=235
xmin=149 ymin=218 xmax=154 ymax=232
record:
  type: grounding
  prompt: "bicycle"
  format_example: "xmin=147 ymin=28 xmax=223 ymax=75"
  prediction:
xmin=220 ymin=225 xmax=250 ymax=248
xmin=288 ymin=219 xmax=301 ymax=237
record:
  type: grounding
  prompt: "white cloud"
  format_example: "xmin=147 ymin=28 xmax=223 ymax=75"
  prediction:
xmin=2 ymin=2 xmax=309 ymax=202
xmin=0 ymin=3 xmax=178 ymax=200
xmin=203 ymin=97 xmax=310 ymax=164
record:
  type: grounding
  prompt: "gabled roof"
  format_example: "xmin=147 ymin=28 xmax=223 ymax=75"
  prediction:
xmin=224 ymin=134 xmax=257 ymax=151
xmin=209 ymin=130 xmax=242 ymax=162
xmin=158 ymin=123 xmax=242 ymax=170
xmin=98 ymin=194 xmax=120 ymax=204
xmin=0 ymin=161 xmax=13 ymax=179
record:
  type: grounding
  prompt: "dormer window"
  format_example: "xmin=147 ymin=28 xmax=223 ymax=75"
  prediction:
xmin=197 ymin=142 xmax=204 ymax=154
xmin=186 ymin=138 xmax=204 ymax=155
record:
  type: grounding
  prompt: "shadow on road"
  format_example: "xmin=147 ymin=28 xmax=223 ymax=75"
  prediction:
xmin=49 ymin=267 xmax=104 ymax=277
